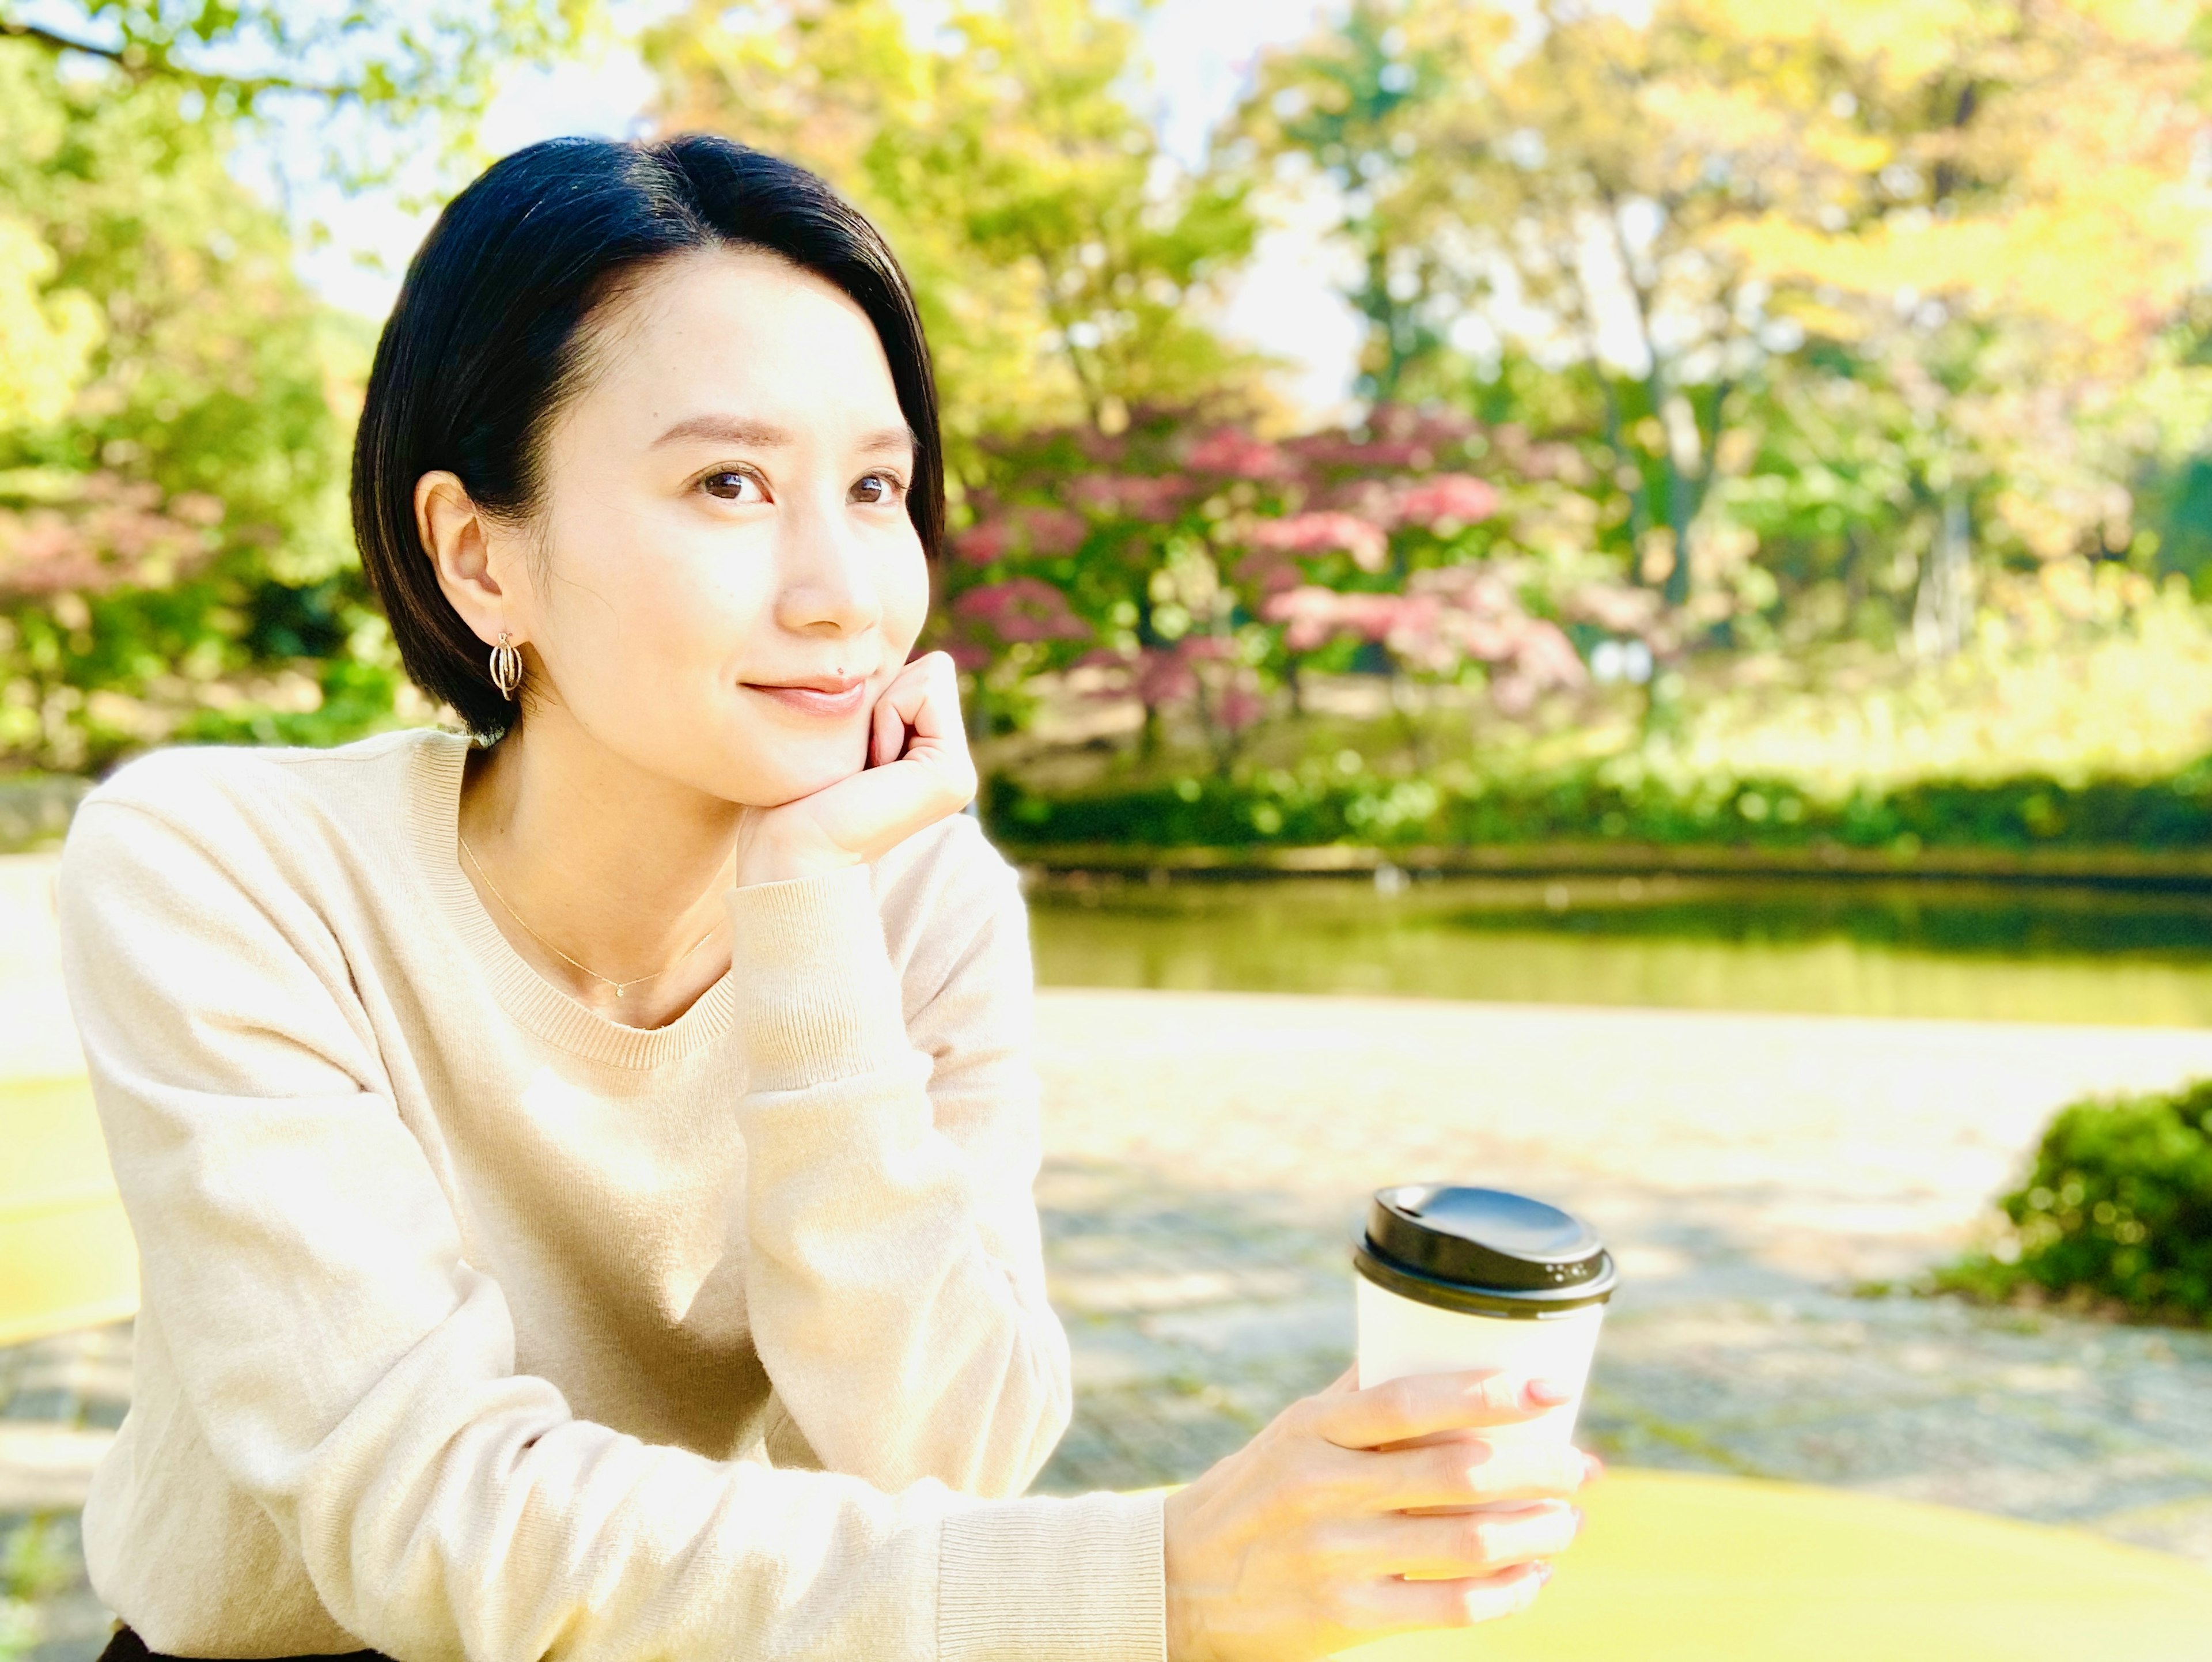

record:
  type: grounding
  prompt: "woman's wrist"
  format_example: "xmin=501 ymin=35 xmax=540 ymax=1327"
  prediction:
xmin=1162 ymin=1487 xmax=1214 ymax=1662
xmin=732 ymin=822 xmax=864 ymax=888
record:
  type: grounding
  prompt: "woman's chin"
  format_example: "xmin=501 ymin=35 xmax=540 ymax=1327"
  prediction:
xmin=743 ymin=743 xmax=869 ymax=808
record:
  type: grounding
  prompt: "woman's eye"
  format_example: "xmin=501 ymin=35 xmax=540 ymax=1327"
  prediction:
xmin=851 ymin=472 xmax=904 ymax=506
xmin=702 ymin=470 xmax=763 ymax=503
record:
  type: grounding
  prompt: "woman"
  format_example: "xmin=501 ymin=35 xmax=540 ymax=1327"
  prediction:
xmin=57 ymin=135 xmax=1591 ymax=1662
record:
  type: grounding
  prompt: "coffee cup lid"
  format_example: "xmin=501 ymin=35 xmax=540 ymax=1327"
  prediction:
xmin=1354 ymin=1183 xmax=1616 ymax=1318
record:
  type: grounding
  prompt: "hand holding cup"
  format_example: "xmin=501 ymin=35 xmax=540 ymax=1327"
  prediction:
xmin=1161 ymin=1364 xmax=1596 ymax=1662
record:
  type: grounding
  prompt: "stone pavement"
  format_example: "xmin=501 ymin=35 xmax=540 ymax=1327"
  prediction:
xmin=9 ymin=989 xmax=2212 ymax=1656
xmin=1 ymin=1326 xmax=127 ymax=1661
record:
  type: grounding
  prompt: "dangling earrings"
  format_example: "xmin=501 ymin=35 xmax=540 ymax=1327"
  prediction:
xmin=488 ymin=631 xmax=522 ymax=701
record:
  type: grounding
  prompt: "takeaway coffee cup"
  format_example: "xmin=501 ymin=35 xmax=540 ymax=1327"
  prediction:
xmin=1353 ymin=1183 xmax=1616 ymax=1453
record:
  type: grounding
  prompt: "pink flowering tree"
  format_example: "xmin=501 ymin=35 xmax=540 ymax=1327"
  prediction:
xmin=0 ymin=476 xmax=226 ymax=601
xmin=932 ymin=402 xmax=1659 ymax=768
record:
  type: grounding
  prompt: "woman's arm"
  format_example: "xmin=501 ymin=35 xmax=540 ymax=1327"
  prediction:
xmin=729 ymin=833 xmax=1070 ymax=1498
xmin=58 ymin=789 xmax=1159 ymax=1662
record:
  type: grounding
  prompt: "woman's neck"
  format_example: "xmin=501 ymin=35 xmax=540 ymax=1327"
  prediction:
xmin=456 ymin=708 xmax=744 ymax=1030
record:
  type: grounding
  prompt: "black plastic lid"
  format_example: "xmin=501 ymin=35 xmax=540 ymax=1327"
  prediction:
xmin=1353 ymin=1183 xmax=1616 ymax=1319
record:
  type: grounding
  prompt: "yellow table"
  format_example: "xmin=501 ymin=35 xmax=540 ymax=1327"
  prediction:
xmin=1340 ymin=1467 xmax=2212 ymax=1661
xmin=0 ymin=1076 xmax=137 ymax=1346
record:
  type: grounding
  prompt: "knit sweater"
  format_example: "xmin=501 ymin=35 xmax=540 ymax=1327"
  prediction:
xmin=54 ymin=727 xmax=1164 ymax=1662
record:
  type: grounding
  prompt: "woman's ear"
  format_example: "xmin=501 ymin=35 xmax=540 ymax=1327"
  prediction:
xmin=416 ymin=470 xmax=514 ymax=647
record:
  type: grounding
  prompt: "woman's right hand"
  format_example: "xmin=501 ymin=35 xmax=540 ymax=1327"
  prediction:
xmin=1161 ymin=1367 xmax=1597 ymax=1662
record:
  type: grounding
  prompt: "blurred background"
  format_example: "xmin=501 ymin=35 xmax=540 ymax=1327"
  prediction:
xmin=7 ymin=1 xmax=2212 ymax=1656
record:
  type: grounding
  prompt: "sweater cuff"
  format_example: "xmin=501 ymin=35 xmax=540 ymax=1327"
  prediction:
xmin=726 ymin=866 xmax=908 ymax=1093
xmin=938 ymin=1489 xmax=1165 ymax=1662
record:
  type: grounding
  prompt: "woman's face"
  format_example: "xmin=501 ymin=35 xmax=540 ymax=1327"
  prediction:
xmin=467 ymin=247 xmax=930 ymax=807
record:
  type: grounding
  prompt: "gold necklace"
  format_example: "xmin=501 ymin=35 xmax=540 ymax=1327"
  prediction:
xmin=458 ymin=831 xmax=722 ymax=999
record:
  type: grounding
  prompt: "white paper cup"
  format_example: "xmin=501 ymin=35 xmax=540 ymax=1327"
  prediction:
xmin=1353 ymin=1183 xmax=1616 ymax=1457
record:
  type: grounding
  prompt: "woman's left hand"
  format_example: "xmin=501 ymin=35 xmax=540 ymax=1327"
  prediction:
xmin=733 ymin=650 xmax=977 ymax=886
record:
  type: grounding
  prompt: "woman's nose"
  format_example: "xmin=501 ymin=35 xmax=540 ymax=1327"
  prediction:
xmin=774 ymin=496 xmax=883 ymax=638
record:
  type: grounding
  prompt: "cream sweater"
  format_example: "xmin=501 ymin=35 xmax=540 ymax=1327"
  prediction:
xmin=54 ymin=727 xmax=1164 ymax=1662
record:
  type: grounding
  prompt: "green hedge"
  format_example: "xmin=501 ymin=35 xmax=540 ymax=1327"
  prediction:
xmin=983 ymin=756 xmax=2212 ymax=853
xmin=1941 ymin=1082 xmax=2212 ymax=1324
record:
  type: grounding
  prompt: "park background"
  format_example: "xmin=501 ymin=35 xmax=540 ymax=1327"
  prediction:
xmin=7 ymin=0 xmax=2212 ymax=1656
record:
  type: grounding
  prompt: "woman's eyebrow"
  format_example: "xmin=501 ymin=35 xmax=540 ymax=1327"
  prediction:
xmin=652 ymin=415 xmax=792 ymax=449
xmin=855 ymin=425 xmax=919 ymax=458
xmin=649 ymin=417 xmax=916 ymax=456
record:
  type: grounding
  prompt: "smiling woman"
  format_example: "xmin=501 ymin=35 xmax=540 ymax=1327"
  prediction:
xmin=51 ymin=135 xmax=1591 ymax=1662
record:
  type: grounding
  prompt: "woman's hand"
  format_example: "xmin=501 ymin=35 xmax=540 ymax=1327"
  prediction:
xmin=1162 ymin=1366 xmax=1597 ymax=1662
xmin=733 ymin=650 xmax=977 ymax=886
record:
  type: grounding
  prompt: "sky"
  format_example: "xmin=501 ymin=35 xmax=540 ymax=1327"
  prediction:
xmin=284 ymin=0 xmax=1363 ymax=419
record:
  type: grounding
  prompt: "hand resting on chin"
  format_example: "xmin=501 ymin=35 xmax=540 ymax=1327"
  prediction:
xmin=733 ymin=649 xmax=978 ymax=887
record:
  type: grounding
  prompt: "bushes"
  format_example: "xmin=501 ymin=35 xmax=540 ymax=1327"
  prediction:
xmin=983 ymin=755 xmax=2212 ymax=854
xmin=1942 ymin=1081 xmax=2212 ymax=1324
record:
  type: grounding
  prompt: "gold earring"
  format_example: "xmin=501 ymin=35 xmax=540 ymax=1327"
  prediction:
xmin=489 ymin=631 xmax=522 ymax=700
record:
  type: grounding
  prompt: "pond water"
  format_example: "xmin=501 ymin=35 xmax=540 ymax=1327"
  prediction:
xmin=1025 ymin=872 xmax=2212 ymax=1027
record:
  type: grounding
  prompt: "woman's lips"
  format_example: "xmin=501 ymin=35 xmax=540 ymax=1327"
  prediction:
xmin=741 ymin=679 xmax=869 ymax=718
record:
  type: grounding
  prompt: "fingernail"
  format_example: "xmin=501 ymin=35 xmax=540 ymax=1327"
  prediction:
xmin=1570 ymin=1506 xmax=1586 ymax=1534
xmin=1532 ymin=1561 xmax=1554 ymax=1587
xmin=1583 ymin=1453 xmax=1607 ymax=1482
xmin=1526 ymin=1377 xmax=1574 ymax=1406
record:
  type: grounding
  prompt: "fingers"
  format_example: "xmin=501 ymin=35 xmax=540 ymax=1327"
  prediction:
xmin=1329 ymin=1500 xmax=1581 ymax=1581
xmin=868 ymin=656 xmax=929 ymax=767
xmin=1358 ymin=1437 xmax=1593 ymax=1513
xmin=901 ymin=650 xmax=965 ymax=742
xmin=868 ymin=652 xmax=969 ymax=775
xmin=870 ymin=685 xmax=906 ymax=768
xmin=1308 ymin=1369 xmax=1570 ymax=1450
xmin=1372 ymin=1561 xmax=1552 ymax=1630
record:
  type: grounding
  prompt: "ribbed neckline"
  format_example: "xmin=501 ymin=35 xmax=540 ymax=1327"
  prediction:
xmin=404 ymin=729 xmax=737 ymax=1070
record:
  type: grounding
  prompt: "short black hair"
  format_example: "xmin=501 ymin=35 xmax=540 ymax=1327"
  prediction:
xmin=351 ymin=134 xmax=945 ymax=740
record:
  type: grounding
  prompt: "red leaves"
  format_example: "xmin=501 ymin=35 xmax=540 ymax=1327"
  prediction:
xmin=1393 ymin=473 xmax=1500 ymax=531
xmin=938 ymin=404 xmax=1587 ymax=724
xmin=951 ymin=577 xmax=1090 ymax=644
xmin=1086 ymin=638 xmax=1264 ymax=732
xmin=0 ymin=474 xmax=226 ymax=601
xmin=1260 ymin=563 xmax=1588 ymax=714
xmin=1067 ymin=474 xmax=1202 ymax=518
xmin=1247 ymin=510 xmax=1391 ymax=572
xmin=950 ymin=517 xmax=1016 ymax=565
xmin=1184 ymin=427 xmax=1290 ymax=479
xmin=951 ymin=505 xmax=1090 ymax=565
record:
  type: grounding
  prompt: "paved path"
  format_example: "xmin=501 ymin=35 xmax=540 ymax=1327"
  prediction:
xmin=9 ymin=989 xmax=2212 ymax=1655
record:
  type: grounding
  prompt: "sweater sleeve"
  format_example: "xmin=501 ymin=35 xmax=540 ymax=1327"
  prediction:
xmin=58 ymin=796 xmax=1164 ymax=1662
xmin=725 ymin=850 xmax=1070 ymax=1501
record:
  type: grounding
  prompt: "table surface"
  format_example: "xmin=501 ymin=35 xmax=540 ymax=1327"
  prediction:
xmin=0 ymin=1075 xmax=137 ymax=1346
xmin=1332 ymin=1467 xmax=2212 ymax=1661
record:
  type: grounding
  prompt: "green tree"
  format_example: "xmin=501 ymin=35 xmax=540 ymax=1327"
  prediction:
xmin=1238 ymin=1 xmax=1781 ymax=611
xmin=0 ymin=39 xmax=396 ymax=770
xmin=0 ymin=3 xmax=603 ymax=771
xmin=2 ymin=1 xmax=598 ymax=173
xmin=647 ymin=0 xmax=1265 ymax=456
xmin=1240 ymin=1 xmax=2212 ymax=633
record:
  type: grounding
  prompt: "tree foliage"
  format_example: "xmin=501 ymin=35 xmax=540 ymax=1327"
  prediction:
xmin=0 ymin=38 xmax=408 ymax=770
xmin=10 ymin=0 xmax=2212 ymax=809
xmin=936 ymin=401 xmax=1641 ymax=766
xmin=1232 ymin=0 xmax=2212 ymax=639
xmin=0 ymin=0 xmax=615 ymax=771
xmin=647 ymin=0 xmax=1266 ymax=455
xmin=2 ymin=0 xmax=599 ymax=168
